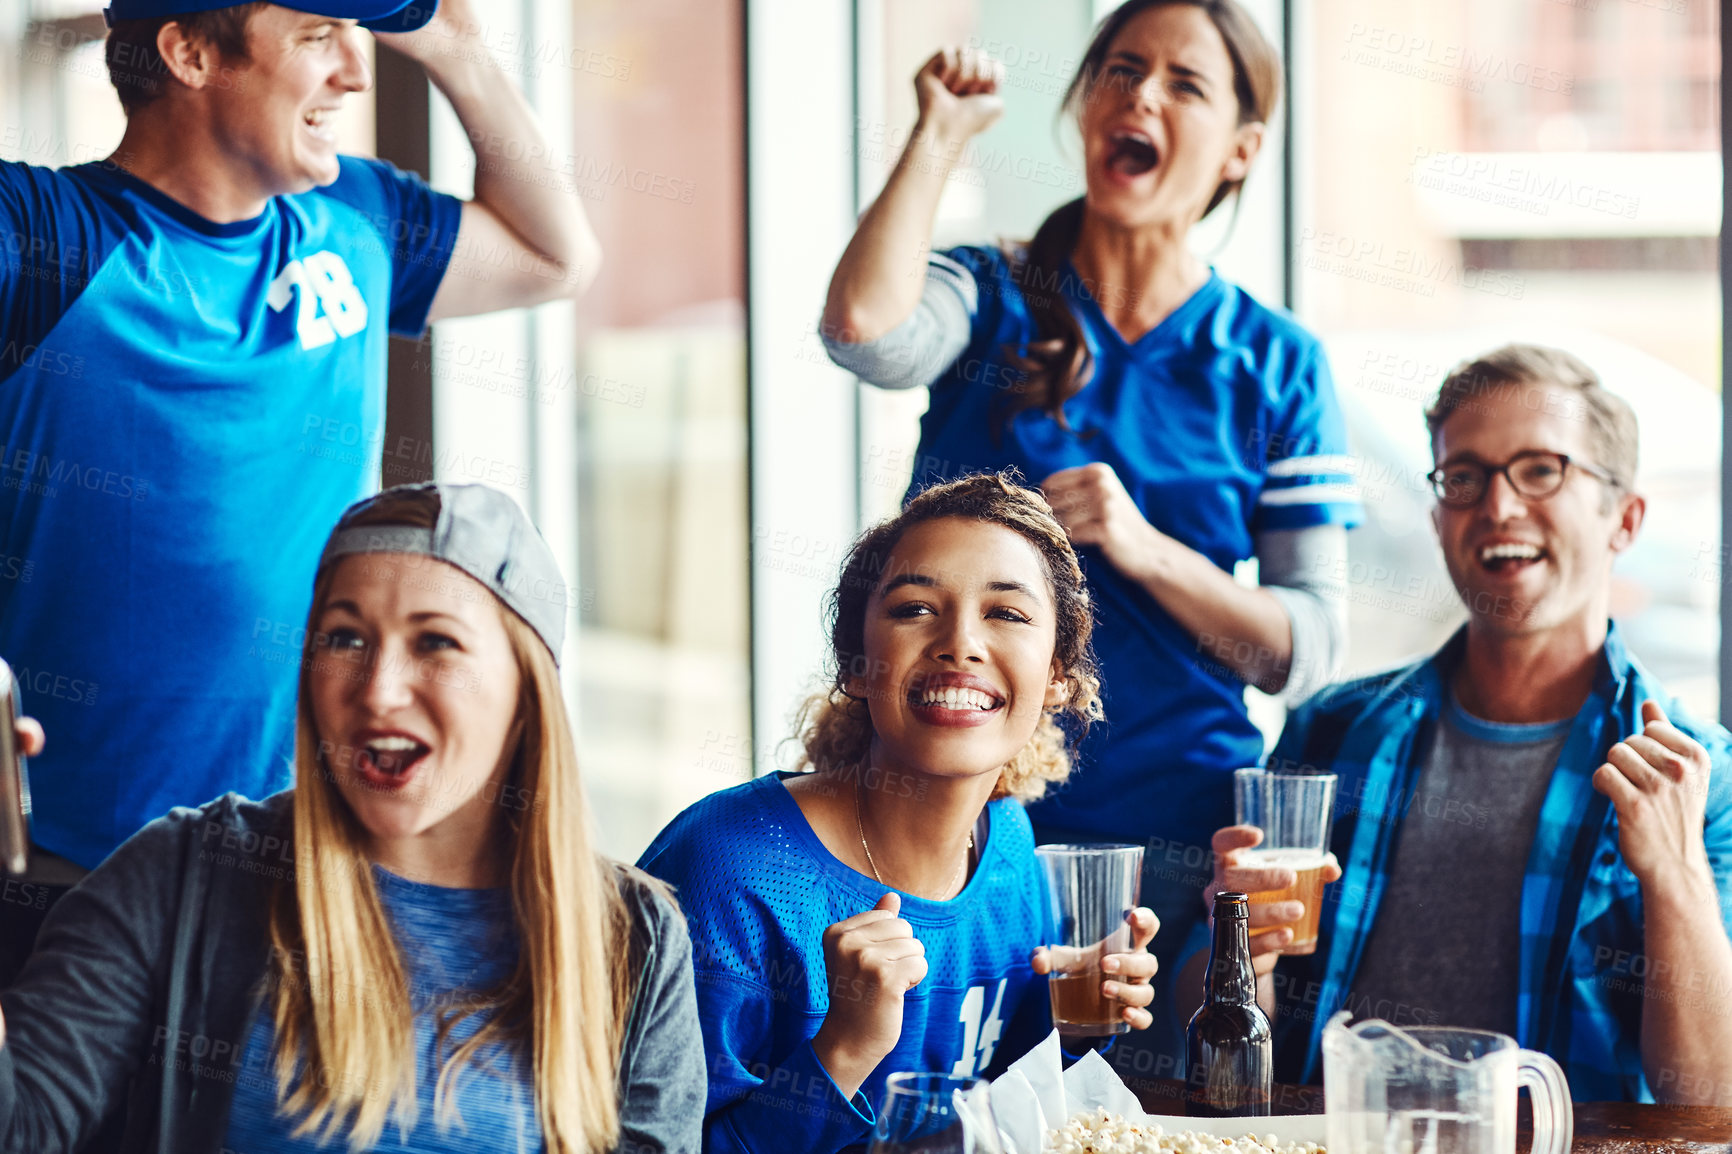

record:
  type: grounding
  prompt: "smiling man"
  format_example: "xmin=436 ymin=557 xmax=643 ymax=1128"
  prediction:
xmin=1201 ymin=344 xmax=1732 ymax=1104
xmin=0 ymin=0 xmax=600 ymax=977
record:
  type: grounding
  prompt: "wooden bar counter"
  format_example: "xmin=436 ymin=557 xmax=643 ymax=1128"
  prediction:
xmin=1126 ymin=1077 xmax=1732 ymax=1152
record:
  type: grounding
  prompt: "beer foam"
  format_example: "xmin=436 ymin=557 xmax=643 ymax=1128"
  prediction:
xmin=1239 ymin=847 xmax=1329 ymax=868
xmin=1044 ymin=1108 xmax=1326 ymax=1154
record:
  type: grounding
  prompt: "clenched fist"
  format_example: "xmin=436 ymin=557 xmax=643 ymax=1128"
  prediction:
xmin=914 ymin=48 xmax=1006 ymax=145
xmin=810 ymin=892 xmax=929 ymax=1098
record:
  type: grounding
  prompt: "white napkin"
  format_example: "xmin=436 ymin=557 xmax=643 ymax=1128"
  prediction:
xmin=989 ymin=1031 xmax=1327 ymax=1152
xmin=991 ymin=1031 xmax=1150 ymax=1152
xmin=989 ymin=1029 xmax=1066 ymax=1151
xmin=1063 ymin=1048 xmax=1145 ymax=1120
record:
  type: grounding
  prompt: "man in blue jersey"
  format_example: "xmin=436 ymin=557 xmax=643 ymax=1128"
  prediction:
xmin=0 ymin=0 xmax=600 ymax=977
xmin=1197 ymin=345 xmax=1732 ymax=1104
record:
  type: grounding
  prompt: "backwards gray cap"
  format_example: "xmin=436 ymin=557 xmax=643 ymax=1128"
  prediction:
xmin=317 ymin=482 xmax=569 ymax=664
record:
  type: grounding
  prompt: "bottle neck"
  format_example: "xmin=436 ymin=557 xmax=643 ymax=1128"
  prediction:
xmin=1204 ymin=913 xmax=1257 ymax=1005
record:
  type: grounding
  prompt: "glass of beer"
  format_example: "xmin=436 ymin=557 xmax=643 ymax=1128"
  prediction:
xmin=1034 ymin=843 xmax=1143 ymax=1036
xmin=1233 ymin=769 xmax=1337 ymax=956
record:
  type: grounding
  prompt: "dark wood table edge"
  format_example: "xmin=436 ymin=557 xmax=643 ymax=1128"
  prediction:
xmin=1127 ymin=1079 xmax=1732 ymax=1149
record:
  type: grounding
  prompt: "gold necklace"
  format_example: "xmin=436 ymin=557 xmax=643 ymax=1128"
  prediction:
xmin=854 ymin=778 xmax=974 ymax=901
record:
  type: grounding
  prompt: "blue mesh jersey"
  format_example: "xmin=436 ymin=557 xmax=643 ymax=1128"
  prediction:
xmin=907 ymin=246 xmax=1362 ymax=846
xmin=637 ymin=773 xmax=1054 ymax=1154
xmin=223 ymin=867 xmax=540 ymax=1153
xmin=0 ymin=157 xmax=461 ymax=867
xmin=1264 ymin=624 xmax=1732 ymax=1100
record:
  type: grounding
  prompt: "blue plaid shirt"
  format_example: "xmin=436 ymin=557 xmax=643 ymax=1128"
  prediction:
xmin=1263 ymin=622 xmax=1732 ymax=1101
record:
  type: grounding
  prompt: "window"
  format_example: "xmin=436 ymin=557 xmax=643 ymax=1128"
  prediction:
xmin=1296 ymin=0 xmax=1722 ymax=715
xmin=424 ymin=0 xmax=749 ymax=859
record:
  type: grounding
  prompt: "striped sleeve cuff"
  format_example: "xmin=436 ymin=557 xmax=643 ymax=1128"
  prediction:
xmin=1258 ymin=454 xmax=1363 ymax=529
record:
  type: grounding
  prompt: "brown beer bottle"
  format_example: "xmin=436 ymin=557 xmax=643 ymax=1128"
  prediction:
xmin=1185 ymin=891 xmax=1272 ymax=1117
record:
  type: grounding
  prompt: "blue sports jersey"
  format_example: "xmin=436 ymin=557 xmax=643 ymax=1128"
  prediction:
xmin=0 ymin=157 xmax=461 ymax=867
xmin=637 ymin=773 xmax=1053 ymax=1154
xmin=224 ymin=866 xmax=539 ymax=1153
xmin=909 ymin=246 xmax=1362 ymax=846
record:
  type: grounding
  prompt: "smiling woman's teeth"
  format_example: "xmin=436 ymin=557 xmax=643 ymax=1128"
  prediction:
xmin=917 ymin=687 xmax=999 ymax=710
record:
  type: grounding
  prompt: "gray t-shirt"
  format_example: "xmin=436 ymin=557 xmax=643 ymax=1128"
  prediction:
xmin=1346 ymin=694 xmax=1571 ymax=1033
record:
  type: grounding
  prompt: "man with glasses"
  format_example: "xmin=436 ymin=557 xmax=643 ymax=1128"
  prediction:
xmin=1199 ymin=343 xmax=1732 ymax=1103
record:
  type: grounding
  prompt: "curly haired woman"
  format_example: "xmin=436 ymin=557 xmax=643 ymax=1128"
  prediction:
xmin=639 ymin=473 xmax=1159 ymax=1154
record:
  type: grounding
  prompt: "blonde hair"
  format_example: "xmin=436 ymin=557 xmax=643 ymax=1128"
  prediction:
xmin=796 ymin=473 xmax=1103 ymax=803
xmin=264 ymin=491 xmax=639 ymax=1153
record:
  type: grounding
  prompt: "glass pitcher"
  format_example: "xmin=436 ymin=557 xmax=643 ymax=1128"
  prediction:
xmin=1322 ymin=1012 xmax=1571 ymax=1154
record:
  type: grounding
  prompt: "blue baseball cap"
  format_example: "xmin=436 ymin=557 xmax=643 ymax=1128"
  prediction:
xmin=103 ymin=0 xmax=439 ymax=34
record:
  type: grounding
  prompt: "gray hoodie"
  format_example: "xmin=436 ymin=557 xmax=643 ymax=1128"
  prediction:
xmin=0 ymin=791 xmax=704 ymax=1154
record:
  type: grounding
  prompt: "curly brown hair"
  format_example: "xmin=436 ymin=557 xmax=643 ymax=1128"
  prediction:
xmin=796 ymin=472 xmax=1103 ymax=802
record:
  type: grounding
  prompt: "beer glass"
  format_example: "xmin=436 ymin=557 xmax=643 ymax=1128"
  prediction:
xmin=1234 ymin=769 xmax=1337 ymax=955
xmin=868 ymin=1073 xmax=1004 ymax=1153
xmin=1034 ymin=843 xmax=1143 ymax=1036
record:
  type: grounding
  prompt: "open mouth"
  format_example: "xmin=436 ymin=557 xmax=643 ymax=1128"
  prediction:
xmin=355 ymin=735 xmax=431 ymax=790
xmin=302 ymin=108 xmax=338 ymax=143
xmin=1478 ymin=542 xmax=1546 ymax=574
xmin=1105 ymin=130 xmax=1159 ymax=178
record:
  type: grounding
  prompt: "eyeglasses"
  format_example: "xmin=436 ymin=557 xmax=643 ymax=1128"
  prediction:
xmin=1427 ymin=450 xmax=1620 ymax=509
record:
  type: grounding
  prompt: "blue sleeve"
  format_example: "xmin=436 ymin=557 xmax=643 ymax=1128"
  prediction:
xmin=1697 ymin=732 xmax=1732 ymax=932
xmin=703 ymin=1029 xmax=873 ymax=1154
xmin=0 ymin=162 xmax=128 ymax=384
xmin=637 ymin=831 xmax=874 ymax=1154
xmin=1252 ymin=342 xmax=1364 ymax=533
xmin=322 ymin=156 xmax=462 ymax=337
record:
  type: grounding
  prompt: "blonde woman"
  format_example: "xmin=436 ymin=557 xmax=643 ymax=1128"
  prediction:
xmin=0 ymin=483 xmax=702 ymax=1154
xmin=639 ymin=473 xmax=1159 ymax=1154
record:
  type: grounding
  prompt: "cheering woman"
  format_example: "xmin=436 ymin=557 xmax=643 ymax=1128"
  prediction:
xmin=822 ymin=0 xmax=1360 ymax=1059
xmin=0 ymin=483 xmax=702 ymax=1154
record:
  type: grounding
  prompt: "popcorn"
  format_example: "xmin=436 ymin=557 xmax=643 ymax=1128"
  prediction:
xmin=1043 ymin=1108 xmax=1326 ymax=1154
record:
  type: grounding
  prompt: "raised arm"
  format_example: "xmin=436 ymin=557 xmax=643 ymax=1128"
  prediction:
xmin=376 ymin=0 xmax=602 ymax=321
xmin=822 ymin=48 xmax=1003 ymax=343
xmin=1594 ymin=702 xmax=1732 ymax=1105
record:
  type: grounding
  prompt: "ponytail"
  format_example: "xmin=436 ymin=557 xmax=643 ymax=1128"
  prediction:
xmin=991 ymin=197 xmax=1090 ymax=442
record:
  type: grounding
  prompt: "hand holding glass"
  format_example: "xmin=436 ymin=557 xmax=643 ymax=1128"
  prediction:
xmin=1233 ymin=770 xmax=1337 ymax=956
xmin=1034 ymin=843 xmax=1143 ymax=1035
